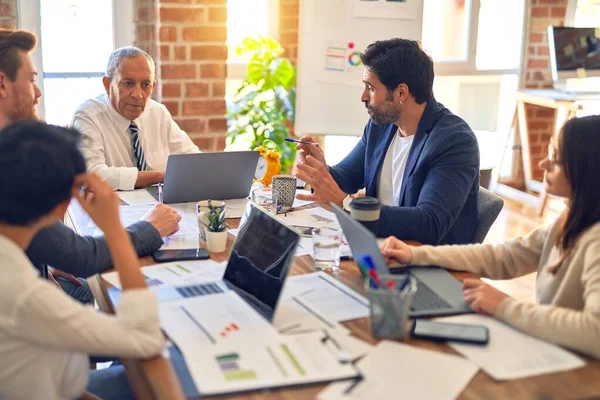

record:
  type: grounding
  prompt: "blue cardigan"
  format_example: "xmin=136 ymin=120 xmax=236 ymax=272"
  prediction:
xmin=330 ymin=100 xmax=480 ymax=245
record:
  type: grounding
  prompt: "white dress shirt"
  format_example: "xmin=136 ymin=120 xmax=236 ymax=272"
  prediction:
xmin=73 ymin=94 xmax=200 ymax=191
xmin=377 ymin=133 xmax=415 ymax=206
xmin=0 ymin=234 xmax=165 ymax=400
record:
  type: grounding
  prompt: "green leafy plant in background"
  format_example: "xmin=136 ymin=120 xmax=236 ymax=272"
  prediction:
xmin=226 ymin=36 xmax=296 ymax=173
xmin=206 ymin=201 xmax=227 ymax=232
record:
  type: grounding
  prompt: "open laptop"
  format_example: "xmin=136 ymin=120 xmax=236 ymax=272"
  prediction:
xmin=330 ymin=203 xmax=471 ymax=318
xmin=147 ymin=151 xmax=259 ymax=204
xmin=152 ymin=205 xmax=299 ymax=322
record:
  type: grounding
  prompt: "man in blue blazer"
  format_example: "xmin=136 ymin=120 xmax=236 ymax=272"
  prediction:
xmin=295 ymin=38 xmax=479 ymax=245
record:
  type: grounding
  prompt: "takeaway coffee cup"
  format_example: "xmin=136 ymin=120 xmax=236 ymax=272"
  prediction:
xmin=350 ymin=197 xmax=381 ymax=235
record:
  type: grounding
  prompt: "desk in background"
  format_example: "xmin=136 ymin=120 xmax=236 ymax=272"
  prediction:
xmin=65 ymin=200 xmax=600 ymax=400
xmin=493 ymin=89 xmax=600 ymax=215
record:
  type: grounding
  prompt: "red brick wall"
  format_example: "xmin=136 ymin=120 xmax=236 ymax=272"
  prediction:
xmin=279 ymin=0 xmax=299 ymax=65
xmin=0 ymin=0 xmax=16 ymax=29
xmin=521 ymin=0 xmax=567 ymax=183
xmin=134 ymin=0 xmax=228 ymax=151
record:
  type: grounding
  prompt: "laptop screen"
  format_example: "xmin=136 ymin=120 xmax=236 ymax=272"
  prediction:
xmin=223 ymin=205 xmax=299 ymax=321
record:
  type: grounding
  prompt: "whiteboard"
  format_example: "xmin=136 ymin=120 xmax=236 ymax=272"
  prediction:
xmin=295 ymin=0 xmax=424 ymax=137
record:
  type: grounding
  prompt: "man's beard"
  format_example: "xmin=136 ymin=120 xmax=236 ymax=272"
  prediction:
xmin=366 ymin=102 xmax=400 ymax=125
xmin=7 ymin=97 xmax=39 ymax=122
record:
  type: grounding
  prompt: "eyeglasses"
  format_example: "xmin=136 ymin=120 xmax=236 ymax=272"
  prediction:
xmin=547 ymin=144 xmax=561 ymax=166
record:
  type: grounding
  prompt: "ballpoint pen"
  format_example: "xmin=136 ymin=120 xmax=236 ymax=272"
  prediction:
xmin=284 ymin=138 xmax=320 ymax=146
xmin=158 ymin=183 xmax=163 ymax=203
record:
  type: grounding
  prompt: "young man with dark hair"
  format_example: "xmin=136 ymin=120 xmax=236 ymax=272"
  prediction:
xmin=0 ymin=121 xmax=164 ymax=399
xmin=0 ymin=29 xmax=41 ymax=124
xmin=295 ymin=38 xmax=480 ymax=245
xmin=0 ymin=28 xmax=182 ymax=303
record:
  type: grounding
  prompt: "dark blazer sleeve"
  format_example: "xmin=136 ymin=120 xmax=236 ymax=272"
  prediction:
xmin=378 ymin=131 xmax=479 ymax=244
xmin=26 ymin=221 xmax=163 ymax=278
xmin=329 ymin=130 xmax=367 ymax=194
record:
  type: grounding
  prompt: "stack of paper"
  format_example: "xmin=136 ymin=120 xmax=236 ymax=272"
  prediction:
xmin=273 ymin=207 xmax=339 ymax=229
xmin=437 ymin=314 xmax=586 ymax=380
xmin=87 ymin=204 xmax=201 ymax=237
xmin=276 ymin=272 xmax=369 ymax=328
xmin=117 ymin=189 xmax=158 ymax=206
xmin=272 ymin=271 xmax=369 ymax=344
xmin=319 ymin=341 xmax=479 ymax=400
xmin=102 ymin=259 xmax=227 ymax=289
xmin=179 ymin=331 xmax=360 ymax=397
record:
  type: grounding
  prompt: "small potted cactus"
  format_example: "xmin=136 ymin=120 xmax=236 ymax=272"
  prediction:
xmin=204 ymin=200 xmax=228 ymax=253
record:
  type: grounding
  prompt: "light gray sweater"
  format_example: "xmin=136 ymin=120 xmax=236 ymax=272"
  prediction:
xmin=410 ymin=218 xmax=600 ymax=359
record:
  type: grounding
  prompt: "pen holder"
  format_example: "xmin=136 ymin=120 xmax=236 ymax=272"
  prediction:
xmin=365 ymin=274 xmax=416 ymax=340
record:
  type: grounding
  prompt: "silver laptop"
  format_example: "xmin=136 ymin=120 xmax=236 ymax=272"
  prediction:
xmin=148 ymin=151 xmax=260 ymax=204
xmin=330 ymin=203 xmax=471 ymax=318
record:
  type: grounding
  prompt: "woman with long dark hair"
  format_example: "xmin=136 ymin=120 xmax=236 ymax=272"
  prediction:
xmin=380 ymin=115 xmax=600 ymax=359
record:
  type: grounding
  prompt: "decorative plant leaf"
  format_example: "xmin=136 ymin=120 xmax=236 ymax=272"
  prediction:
xmin=206 ymin=201 xmax=227 ymax=232
xmin=227 ymin=36 xmax=297 ymax=173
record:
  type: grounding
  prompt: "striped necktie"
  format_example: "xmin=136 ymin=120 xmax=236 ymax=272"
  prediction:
xmin=129 ymin=122 xmax=147 ymax=171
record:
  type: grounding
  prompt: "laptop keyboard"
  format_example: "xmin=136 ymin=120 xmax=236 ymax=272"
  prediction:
xmin=176 ymin=283 xmax=224 ymax=298
xmin=411 ymin=277 xmax=452 ymax=311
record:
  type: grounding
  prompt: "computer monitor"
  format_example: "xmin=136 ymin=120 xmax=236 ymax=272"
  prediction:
xmin=548 ymin=26 xmax=600 ymax=82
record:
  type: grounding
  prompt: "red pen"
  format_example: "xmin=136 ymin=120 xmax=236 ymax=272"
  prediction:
xmin=368 ymin=269 xmax=381 ymax=288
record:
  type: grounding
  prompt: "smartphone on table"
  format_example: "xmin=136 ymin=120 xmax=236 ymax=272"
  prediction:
xmin=410 ymin=320 xmax=489 ymax=345
xmin=152 ymin=249 xmax=210 ymax=263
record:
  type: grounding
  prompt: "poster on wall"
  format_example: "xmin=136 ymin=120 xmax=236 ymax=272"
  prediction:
xmin=353 ymin=0 xmax=420 ymax=20
xmin=319 ymin=39 xmax=366 ymax=88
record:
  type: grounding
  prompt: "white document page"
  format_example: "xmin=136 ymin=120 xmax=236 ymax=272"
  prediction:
xmin=181 ymin=331 xmax=358 ymax=397
xmin=274 ymin=207 xmax=339 ymax=229
xmin=274 ymin=299 xmax=350 ymax=336
xmin=284 ymin=272 xmax=369 ymax=323
xmin=87 ymin=204 xmax=201 ymax=237
xmin=318 ymin=341 xmax=479 ymax=400
xmin=160 ymin=234 xmax=201 ymax=250
xmin=117 ymin=189 xmax=158 ymax=206
xmin=325 ymin=331 xmax=373 ymax=362
xmin=437 ymin=314 xmax=586 ymax=380
xmin=223 ymin=198 xmax=250 ymax=218
xmin=102 ymin=260 xmax=226 ymax=289
xmin=159 ymin=291 xmax=280 ymax=352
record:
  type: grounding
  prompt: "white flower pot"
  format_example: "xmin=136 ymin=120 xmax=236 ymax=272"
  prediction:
xmin=205 ymin=230 xmax=228 ymax=253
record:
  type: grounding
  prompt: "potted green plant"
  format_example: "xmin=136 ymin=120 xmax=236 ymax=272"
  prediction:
xmin=226 ymin=36 xmax=296 ymax=173
xmin=204 ymin=200 xmax=228 ymax=253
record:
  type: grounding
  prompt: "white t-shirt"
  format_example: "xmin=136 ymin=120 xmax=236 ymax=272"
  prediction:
xmin=377 ymin=133 xmax=415 ymax=206
xmin=0 ymin=234 xmax=165 ymax=400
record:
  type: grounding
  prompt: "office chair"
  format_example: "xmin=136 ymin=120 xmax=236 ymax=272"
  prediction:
xmin=472 ymin=187 xmax=504 ymax=244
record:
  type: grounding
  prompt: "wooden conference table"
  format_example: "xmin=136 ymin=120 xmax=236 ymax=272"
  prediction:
xmin=65 ymin=201 xmax=600 ymax=400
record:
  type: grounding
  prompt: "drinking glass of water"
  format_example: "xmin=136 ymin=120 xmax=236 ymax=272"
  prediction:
xmin=312 ymin=227 xmax=342 ymax=271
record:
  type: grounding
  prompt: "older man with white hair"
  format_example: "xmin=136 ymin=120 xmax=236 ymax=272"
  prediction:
xmin=73 ymin=47 xmax=200 ymax=191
